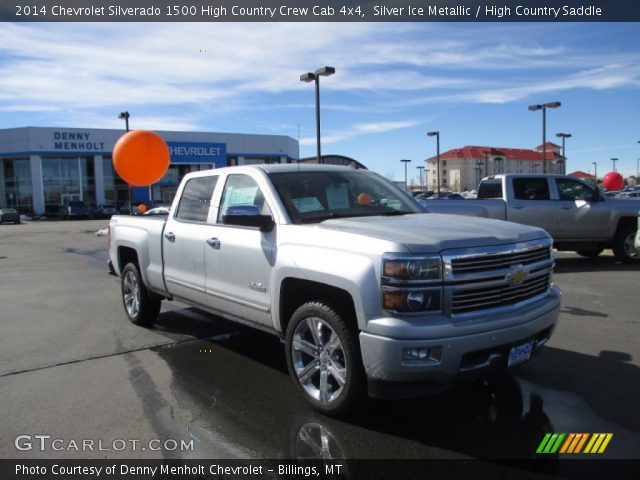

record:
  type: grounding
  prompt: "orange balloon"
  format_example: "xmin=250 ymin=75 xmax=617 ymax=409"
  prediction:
xmin=138 ymin=203 xmax=147 ymax=213
xmin=112 ymin=130 xmax=170 ymax=186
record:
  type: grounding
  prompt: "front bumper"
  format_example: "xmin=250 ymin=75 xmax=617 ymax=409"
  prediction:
xmin=359 ymin=286 xmax=561 ymax=392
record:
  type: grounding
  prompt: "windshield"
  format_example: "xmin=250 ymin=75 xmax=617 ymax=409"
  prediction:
xmin=269 ymin=170 xmax=423 ymax=224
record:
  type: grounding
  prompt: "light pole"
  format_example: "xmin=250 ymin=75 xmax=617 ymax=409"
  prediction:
xmin=118 ymin=111 xmax=130 ymax=132
xmin=416 ymin=165 xmax=425 ymax=190
xmin=528 ymin=101 xmax=561 ymax=173
xmin=300 ymin=66 xmax=335 ymax=164
xmin=611 ymin=158 xmax=618 ymax=172
xmin=556 ymin=132 xmax=571 ymax=174
xmin=427 ymin=131 xmax=440 ymax=195
xmin=593 ymin=162 xmax=598 ymax=187
xmin=400 ymin=159 xmax=411 ymax=191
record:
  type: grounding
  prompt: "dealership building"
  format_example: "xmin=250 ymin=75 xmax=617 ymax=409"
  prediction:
xmin=0 ymin=127 xmax=299 ymax=215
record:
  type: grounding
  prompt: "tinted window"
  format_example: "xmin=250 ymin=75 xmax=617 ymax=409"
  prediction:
xmin=555 ymin=178 xmax=596 ymax=201
xmin=175 ymin=176 xmax=218 ymax=223
xmin=218 ymin=174 xmax=271 ymax=223
xmin=513 ymin=178 xmax=550 ymax=200
xmin=478 ymin=181 xmax=502 ymax=199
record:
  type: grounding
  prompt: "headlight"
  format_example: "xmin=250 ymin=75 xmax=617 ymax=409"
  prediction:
xmin=382 ymin=254 xmax=443 ymax=313
xmin=382 ymin=254 xmax=442 ymax=283
xmin=383 ymin=288 xmax=442 ymax=313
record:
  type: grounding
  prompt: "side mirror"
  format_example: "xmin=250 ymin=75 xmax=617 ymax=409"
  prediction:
xmin=222 ymin=205 xmax=275 ymax=232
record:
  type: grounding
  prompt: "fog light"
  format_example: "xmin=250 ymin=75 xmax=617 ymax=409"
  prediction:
xmin=403 ymin=347 xmax=430 ymax=361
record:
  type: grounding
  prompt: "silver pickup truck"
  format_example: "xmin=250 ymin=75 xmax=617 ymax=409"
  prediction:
xmin=109 ymin=165 xmax=561 ymax=415
xmin=419 ymin=174 xmax=640 ymax=263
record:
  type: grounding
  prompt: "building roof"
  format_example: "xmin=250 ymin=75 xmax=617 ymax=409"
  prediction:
xmin=428 ymin=145 xmax=560 ymax=162
xmin=568 ymin=170 xmax=595 ymax=179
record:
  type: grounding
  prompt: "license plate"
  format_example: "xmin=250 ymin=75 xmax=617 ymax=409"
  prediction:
xmin=508 ymin=341 xmax=534 ymax=367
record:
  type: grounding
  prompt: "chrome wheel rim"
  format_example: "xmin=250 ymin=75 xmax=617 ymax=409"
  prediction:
xmin=292 ymin=317 xmax=347 ymax=404
xmin=624 ymin=233 xmax=639 ymax=259
xmin=123 ymin=271 xmax=141 ymax=318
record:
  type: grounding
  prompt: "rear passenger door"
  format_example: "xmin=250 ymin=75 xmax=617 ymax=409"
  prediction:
xmin=507 ymin=177 xmax=558 ymax=237
xmin=163 ymin=174 xmax=218 ymax=307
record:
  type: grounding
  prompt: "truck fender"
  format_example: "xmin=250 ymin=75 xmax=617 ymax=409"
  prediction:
xmin=273 ymin=247 xmax=379 ymax=332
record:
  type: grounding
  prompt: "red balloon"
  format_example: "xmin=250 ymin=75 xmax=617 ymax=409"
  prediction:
xmin=602 ymin=171 xmax=624 ymax=191
xmin=113 ymin=130 xmax=170 ymax=186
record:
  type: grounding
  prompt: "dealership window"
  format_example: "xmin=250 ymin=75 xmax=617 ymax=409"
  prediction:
xmin=102 ymin=157 xmax=129 ymax=206
xmin=1 ymin=158 xmax=32 ymax=213
xmin=42 ymin=157 xmax=96 ymax=214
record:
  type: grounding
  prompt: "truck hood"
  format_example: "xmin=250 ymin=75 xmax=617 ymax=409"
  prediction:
xmin=318 ymin=213 xmax=548 ymax=253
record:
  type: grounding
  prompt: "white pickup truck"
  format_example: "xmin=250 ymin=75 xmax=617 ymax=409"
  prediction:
xmin=109 ymin=165 xmax=561 ymax=415
xmin=419 ymin=174 xmax=640 ymax=263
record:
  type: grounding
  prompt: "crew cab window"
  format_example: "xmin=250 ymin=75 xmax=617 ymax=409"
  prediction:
xmin=218 ymin=174 xmax=272 ymax=223
xmin=175 ymin=176 xmax=218 ymax=223
xmin=477 ymin=181 xmax=502 ymax=199
xmin=513 ymin=178 xmax=550 ymax=200
xmin=555 ymin=178 xmax=596 ymax=201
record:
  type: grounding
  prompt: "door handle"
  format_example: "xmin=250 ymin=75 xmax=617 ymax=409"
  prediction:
xmin=511 ymin=204 xmax=525 ymax=210
xmin=206 ymin=237 xmax=221 ymax=249
xmin=164 ymin=232 xmax=176 ymax=242
xmin=560 ymin=205 xmax=573 ymax=210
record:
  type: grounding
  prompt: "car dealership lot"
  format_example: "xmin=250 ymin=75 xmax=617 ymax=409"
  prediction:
xmin=0 ymin=221 xmax=639 ymax=463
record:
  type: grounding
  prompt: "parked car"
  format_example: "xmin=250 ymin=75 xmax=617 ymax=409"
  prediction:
xmin=420 ymin=174 xmax=640 ymax=263
xmin=60 ymin=200 xmax=90 ymax=220
xmin=97 ymin=204 xmax=117 ymax=218
xmin=142 ymin=206 xmax=170 ymax=216
xmin=109 ymin=164 xmax=560 ymax=416
xmin=0 ymin=208 xmax=20 ymax=224
xmin=615 ymin=191 xmax=640 ymax=199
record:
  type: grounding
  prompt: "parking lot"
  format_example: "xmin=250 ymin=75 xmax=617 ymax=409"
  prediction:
xmin=0 ymin=220 xmax=639 ymax=465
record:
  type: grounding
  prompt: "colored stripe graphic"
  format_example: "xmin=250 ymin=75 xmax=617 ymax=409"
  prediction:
xmin=584 ymin=433 xmax=613 ymax=454
xmin=538 ymin=433 xmax=613 ymax=455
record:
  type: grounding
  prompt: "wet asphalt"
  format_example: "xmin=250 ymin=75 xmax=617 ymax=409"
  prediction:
xmin=0 ymin=220 xmax=639 ymax=469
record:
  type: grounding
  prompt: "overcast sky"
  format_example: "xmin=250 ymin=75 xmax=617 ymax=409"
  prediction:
xmin=0 ymin=22 xmax=639 ymax=180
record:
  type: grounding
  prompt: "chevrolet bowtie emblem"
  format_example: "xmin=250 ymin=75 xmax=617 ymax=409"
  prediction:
xmin=506 ymin=265 xmax=527 ymax=284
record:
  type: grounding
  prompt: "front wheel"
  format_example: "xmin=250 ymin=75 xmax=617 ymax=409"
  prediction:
xmin=285 ymin=302 xmax=364 ymax=417
xmin=121 ymin=262 xmax=161 ymax=326
xmin=612 ymin=224 xmax=640 ymax=264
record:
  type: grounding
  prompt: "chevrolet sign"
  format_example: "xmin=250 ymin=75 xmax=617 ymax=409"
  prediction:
xmin=167 ymin=141 xmax=226 ymax=166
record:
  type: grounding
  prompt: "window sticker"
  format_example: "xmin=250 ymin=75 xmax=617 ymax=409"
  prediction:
xmin=291 ymin=196 xmax=324 ymax=213
xmin=326 ymin=183 xmax=350 ymax=210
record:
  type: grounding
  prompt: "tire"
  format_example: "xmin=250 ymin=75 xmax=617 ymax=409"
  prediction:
xmin=576 ymin=248 xmax=603 ymax=258
xmin=285 ymin=301 xmax=364 ymax=417
xmin=612 ymin=223 xmax=640 ymax=264
xmin=121 ymin=262 xmax=161 ymax=326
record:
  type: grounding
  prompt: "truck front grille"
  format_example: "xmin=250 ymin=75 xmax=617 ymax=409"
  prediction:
xmin=442 ymin=239 xmax=554 ymax=317
xmin=451 ymin=246 xmax=550 ymax=274
xmin=451 ymin=274 xmax=550 ymax=314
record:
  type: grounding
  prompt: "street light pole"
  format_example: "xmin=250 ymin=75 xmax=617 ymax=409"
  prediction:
xmin=593 ymin=162 xmax=598 ymax=187
xmin=556 ymin=132 xmax=571 ymax=174
xmin=529 ymin=102 xmax=561 ymax=173
xmin=118 ymin=111 xmax=130 ymax=132
xmin=427 ymin=131 xmax=440 ymax=195
xmin=611 ymin=158 xmax=618 ymax=172
xmin=401 ymin=159 xmax=412 ymax=191
xmin=417 ymin=165 xmax=425 ymax=190
xmin=300 ymin=66 xmax=335 ymax=164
